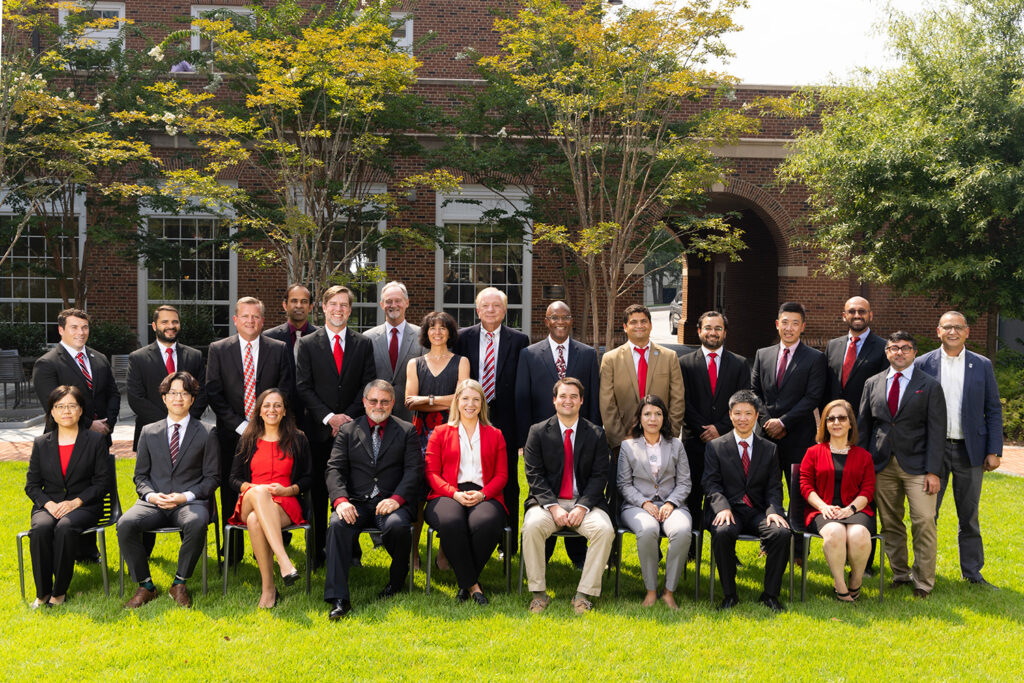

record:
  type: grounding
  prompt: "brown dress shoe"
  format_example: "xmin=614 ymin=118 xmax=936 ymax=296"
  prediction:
xmin=168 ymin=583 xmax=192 ymax=608
xmin=913 ymin=588 xmax=930 ymax=599
xmin=124 ymin=586 xmax=158 ymax=609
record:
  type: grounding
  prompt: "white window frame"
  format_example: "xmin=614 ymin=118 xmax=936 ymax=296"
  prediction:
xmin=58 ymin=2 xmax=126 ymax=50
xmin=190 ymin=5 xmax=253 ymax=52
xmin=391 ymin=12 xmax=413 ymax=53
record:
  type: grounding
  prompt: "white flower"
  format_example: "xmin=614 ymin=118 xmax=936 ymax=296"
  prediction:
xmin=165 ymin=125 xmax=179 ymax=136
xmin=161 ymin=112 xmax=176 ymax=124
xmin=148 ymin=45 xmax=165 ymax=62
xmin=287 ymin=67 xmax=299 ymax=80
xmin=95 ymin=93 xmax=105 ymax=105
xmin=496 ymin=127 xmax=507 ymax=138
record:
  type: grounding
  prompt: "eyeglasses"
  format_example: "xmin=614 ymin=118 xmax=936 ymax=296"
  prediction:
xmin=545 ymin=316 xmax=573 ymax=323
xmin=845 ymin=308 xmax=869 ymax=315
xmin=886 ymin=345 xmax=915 ymax=353
xmin=52 ymin=403 xmax=81 ymax=412
xmin=826 ymin=415 xmax=849 ymax=423
xmin=939 ymin=324 xmax=967 ymax=332
xmin=165 ymin=391 xmax=192 ymax=398
xmin=365 ymin=398 xmax=393 ymax=406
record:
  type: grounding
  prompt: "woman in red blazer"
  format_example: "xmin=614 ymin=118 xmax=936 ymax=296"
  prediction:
xmin=800 ymin=399 xmax=876 ymax=602
xmin=424 ymin=379 xmax=508 ymax=605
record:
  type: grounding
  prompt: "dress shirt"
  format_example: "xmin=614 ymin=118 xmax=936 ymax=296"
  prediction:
xmin=321 ymin=326 xmax=348 ymax=425
xmin=701 ymin=345 xmax=724 ymax=369
xmin=776 ymin=340 xmax=801 ymax=378
xmin=385 ymin=321 xmax=404 ymax=352
xmin=456 ymin=422 xmax=484 ymax=487
xmin=643 ymin=436 xmax=662 ymax=480
xmin=547 ymin=417 xmax=582 ymax=505
xmin=733 ymin=431 xmax=753 ymax=459
xmin=157 ymin=341 xmax=178 ymax=371
xmin=547 ymin=336 xmax=570 ymax=367
xmin=885 ymin=364 xmax=915 ymax=410
xmin=848 ymin=329 xmax=871 ymax=357
xmin=60 ymin=341 xmax=91 ymax=377
xmin=627 ymin=340 xmax=651 ymax=376
xmin=288 ymin=321 xmax=312 ymax=345
xmin=939 ymin=347 xmax=966 ymax=439
xmin=478 ymin=325 xmax=501 ymax=377
xmin=146 ymin=415 xmax=196 ymax=503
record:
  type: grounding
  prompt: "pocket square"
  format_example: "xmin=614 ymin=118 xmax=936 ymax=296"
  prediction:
xmin=914 ymin=389 xmax=923 ymax=394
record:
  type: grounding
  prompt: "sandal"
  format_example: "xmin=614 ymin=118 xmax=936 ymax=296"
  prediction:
xmin=848 ymin=584 xmax=862 ymax=601
xmin=833 ymin=590 xmax=855 ymax=603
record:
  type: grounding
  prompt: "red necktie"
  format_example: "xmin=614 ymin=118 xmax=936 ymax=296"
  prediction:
xmin=333 ymin=334 xmax=344 ymax=375
xmin=888 ymin=371 xmax=902 ymax=417
xmin=388 ymin=327 xmax=399 ymax=372
xmin=740 ymin=441 xmax=753 ymax=507
xmin=776 ymin=347 xmax=790 ymax=388
xmin=559 ymin=428 xmax=574 ymax=499
xmin=841 ymin=336 xmax=859 ymax=387
xmin=165 ymin=347 xmax=175 ymax=374
xmin=555 ymin=344 xmax=566 ymax=379
xmin=707 ymin=352 xmax=718 ymax=395
xmin=636 ymin=346 xmax=648 ymax=397
xmin=481 ymin=332 xmax=496 ymax=402
xmin=242 ymin=343 xmax=255 ymax=420
xmin=76 ymin=352 xmax=93 ymax=390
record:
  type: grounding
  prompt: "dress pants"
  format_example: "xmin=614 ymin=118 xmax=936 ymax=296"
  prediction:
xmin=324 ymin=503 xmax=413 ymax=602
xmin=117 ymin=500 xmax=209 ymax=583
xmin=309 ymin=438 xmax=334 ymax=564
xmin=935 ymin=441 xmax=985 ymax=580
xmin=875 ymin=456 xmax=938 ymax=592
xmin=522 ymin=500 xmax=615 ymax=596
xmin=424 ymin=496 xmax=505 ymax=591
xmin=29 ymin=507 xmax=99 ymax=599
xmin=217 ymin=430 xmax=243 ymax=564
xmin=620 ymin=505 xmax=692 ymax=593
xmin=683 ymin=438 xmax=707 ymax=523
xmin=707 ymin=504 xmax=790 ymax=599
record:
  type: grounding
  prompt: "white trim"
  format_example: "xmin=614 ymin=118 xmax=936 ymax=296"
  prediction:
xmin=190 ymin=5 xmax=253 ymax=52
xmin=391 ymin=12 xmax=413 ymax=54
xmin=58 ymin=2 xmax=126 ymax=49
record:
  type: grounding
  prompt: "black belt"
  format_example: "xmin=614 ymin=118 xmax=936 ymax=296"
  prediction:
xmin=946 ymin=438 xmax=965 ymax=444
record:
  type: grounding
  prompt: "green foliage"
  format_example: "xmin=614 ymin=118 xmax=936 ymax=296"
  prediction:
xmin=86 ymin=321 xmax=138 ymax=357
xmin=995 ymin=352 xmax=1024 ymax=440
xmin=0 ymin=323 xmax=46 ymax=357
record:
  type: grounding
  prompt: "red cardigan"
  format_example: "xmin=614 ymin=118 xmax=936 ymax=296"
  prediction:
xmin=425 ymin=423 xmax=508 ymax=512
xmin=799 ymin=442 xmax=875 ymax=528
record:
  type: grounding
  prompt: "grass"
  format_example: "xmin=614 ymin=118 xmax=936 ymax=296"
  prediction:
xmin=2 ymin=459 xmax=1023 ymax=681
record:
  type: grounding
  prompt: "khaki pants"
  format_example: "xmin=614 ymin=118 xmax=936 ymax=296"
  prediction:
xmin=522 ymin=500 xmax=614 ymax=596
xmin=875 ymin=457 xmax=938 ymax=591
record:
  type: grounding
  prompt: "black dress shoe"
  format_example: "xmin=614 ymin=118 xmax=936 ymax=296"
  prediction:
xmin=717 ymin=595 xmax=739 ymax=610
xmin=890 ymin=578 xmax=914 ymax=589
xmin=350 ymin=557 xmax=362 ymax=568
xmin=328 ymin=599 xmax=352 ymax=620
xmin=967 ymin=576 xmax=998 ymax=590
xmin=758 ymin=595 xmax=786 ymax=613
xmin=455 ymin=588 xmax=470 ymax=603
xmin=378 ymin=584 xmax=400 ymax=600
xmin=282 ymin=571 xmax=300 ymax=587
xmin=471 ymin=591 xmax=488 ymax=606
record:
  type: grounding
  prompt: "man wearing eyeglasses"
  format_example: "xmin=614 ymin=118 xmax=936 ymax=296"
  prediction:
xmin=824 ymin=297 xmax=888 ymax=411
xmin=915 ymin=312 xmax=1002 ymax=589
xmin=857 ymin=331 xmax=946 ymax=598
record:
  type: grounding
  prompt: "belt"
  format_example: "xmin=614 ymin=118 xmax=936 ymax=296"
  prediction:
xmin=945 ymin=438 xmax=965 ymax=444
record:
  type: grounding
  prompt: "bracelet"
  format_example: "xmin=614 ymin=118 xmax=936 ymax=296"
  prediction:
xmin=429 ymin=395 xmax=435 ymax=406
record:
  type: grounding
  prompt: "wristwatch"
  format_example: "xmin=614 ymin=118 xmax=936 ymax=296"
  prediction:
xmin=429 ymin=395 xmax=435 ymax=406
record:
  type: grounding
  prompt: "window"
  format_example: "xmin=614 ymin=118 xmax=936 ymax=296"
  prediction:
xmin=190 ymin=5 xmax=252 ymax=52
xmin=58 ymin=2 xmax=126 ymax=50
xmin=329 ymin=219 xmax=384 ymax=332
xmin=391 ymin=12 xmax=413 ymax=53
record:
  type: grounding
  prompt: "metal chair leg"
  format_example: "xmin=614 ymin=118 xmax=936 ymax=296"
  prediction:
xmin=801 ymin=533 xmax=811 ymax=602
xmin=614 ymin=529 xmax=624 ymax=598
xmin=98 ymin=529 xmax=110 ymax=597
xmin=504 ymin=527 xmax=512 ymax=593
xmin=201 ymin=527 xmax=208 ymax=595
xmin=789 ymin=535 xmax=795 ymax=601
xmin=878 ymin=536 xmax=885 ymax=602
xmin=305 ymin=526 xmax=312 ymax=594
xmin=222 ymin=526 xmax=231 ymax=595
xmin=408 ymin=525 xmax=416 ymax=593
xmin=119 ymin=554 xmax=125 ymax=598
xmin=708 ymin=537 xmax=716 ymax=604
xmin=517 ymin=529 xmax=525 ymax=595
xmin=693 ymin=530 xmax=701 ymax=602
xmin=425 ymin=527 xmax=434 ymax=594
xmin=17 ymin=533 xmax=26 ymax=601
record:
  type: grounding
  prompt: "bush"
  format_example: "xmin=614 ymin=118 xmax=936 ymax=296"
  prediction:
xmin=0 ymin=323 xmax=46 ymax=357
xmin=995 ymin=351 xmax=1024 ymax=441
xmin=88 ymin=321 xmax=139 ymax=357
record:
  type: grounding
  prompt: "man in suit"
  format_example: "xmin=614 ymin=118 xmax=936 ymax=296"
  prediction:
xmin=323 ymin=380 xmax=422 ymax=619
xmin=858 ymin=331 xmax=945 ymax=598
xmin=364 ymin=281 xmax=426 ymax=423
xmin=454 ymin=286 xmax=529 ymax=551
xmin=703 ymin=389 xmax=790 ymax=612
xmin=118 ymin=371 xmax=219 ymax=609
xmin=521 ymin=378 xmax=614 ymax=614
xmin=916 ymin=312 xmax=1002 ymax=588
xmin=126 ymin=305 xmax=207 ymax=451
xmin=206 ymin=296 xmax=294 ymax=562
xmin=679 ymin=311 xmax=750 ymax=524
xmin=824 ymin=296 xmax=887 ymax=409
xmin=296 ymin=285 xmax=376 ymax=567
xmin=264 ymin=283 xmax=318 ymax=372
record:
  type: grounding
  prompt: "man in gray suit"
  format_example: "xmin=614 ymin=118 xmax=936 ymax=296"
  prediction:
xmin=858 ymin=331 xmax=946 ymax=598
xmin=364 ymin=281 xmax=426 ymax=422
xmin=118 ymin=371 xmax=219 ymax=609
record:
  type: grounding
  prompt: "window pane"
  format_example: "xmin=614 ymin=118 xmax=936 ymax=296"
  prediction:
xmin=441 ymin=222 xmax=525 ymax=328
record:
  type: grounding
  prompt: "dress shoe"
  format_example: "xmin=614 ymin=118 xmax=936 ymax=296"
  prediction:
xmin=471 ymin=591 xmax=488 ymax=606
xmin=378 ymin=583 xmax=400 ymax=600
xmin=890 ymin=578 xmax=914 ymax=589
xmin=328 ymin=599 xmax=352 ymax=620
xmin=717 ymin=595 xmax=739 ymax=611
xmin=124 ymin=586 xmax=158 ymax=609
xmin=168 ymin=583 xmax=192 ymax=608
xmin=967 ymin=576 xmax=998 ymax=590
xmin=455 ymin=588 xmax=470 ymax=603
xmin=282 ymin=570 xmax=300 ymax=587
xmin=913 ymin=588 xmax=930 ymax=599
xmin=350 ymin=557 xmax=362 ymax=568
xmin=758 ymin=595 xmax=786 ymax=613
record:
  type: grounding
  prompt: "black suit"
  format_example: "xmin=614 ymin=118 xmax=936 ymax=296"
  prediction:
xmin=702 ymin=432 xmax=789 ymax=600
xmin=33 ymin=345 xmax=120 ymax=439
xmin=523 ymin=416 xmax=610 ymax=513
xmin=265 ymin=321 xmax=319 ymax=436
xmin=126 ymin=342 xmax=207 ymax=450
xmin=324 ymin=417 xmax=422 ymax=601
xmin=824 ymin=331 xmax=888 ymax=411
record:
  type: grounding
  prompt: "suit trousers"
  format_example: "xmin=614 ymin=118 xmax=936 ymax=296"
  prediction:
xmin=309 ymin=438 xmax=333 ymax=561
xmin=218 ymin=430 xmax=243 ymax=563
xmin=935 ymin=441 xmax=985 ymax=580
xmin=424 ymin=496 xmax=505 ymax=591
xmin=683 ymin=438 xmax=707 ymax=521
xmin=522 ymin=500 xmax=614 ymax=596
xmin=117 ymin=501 xmax=209 ymax=583
xmin=708 ymin=504 xmax=790 ymax=600
xmin=620 ymin=505 xmax=693 ymax=593
xmin=324 ymin=503 xmax=413 ymax=601
xmin=29 ymin=507 xmax=99 ymax=599
xmin=875 ymin=456 xmax=938 ymax=591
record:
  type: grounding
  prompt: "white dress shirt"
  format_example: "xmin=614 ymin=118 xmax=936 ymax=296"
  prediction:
xmin=60 ymin=341 xmax=91 ymax=377
xmin=478 ymin=325 xmax=501 ymax=378
xmin=147 ymin=414 xmax=195 ymax=503
xmin=457 ymin=422 xmax=484 ymax=487
xmin=627 ymin=340 xmax=651 ymax=376
xmin=776 ymin=340 xmax=800 ymax=379
xmin=702 ymin=345 xmax=724 ymax=369
xmin=321 ymin=326 xmax=348 ymax=425
xmin=644 ymin=436 xmax=662 ymax=479
xmin=547 ymin=336 xmax=570 ymax=367
xmin=157 ymin=340 xmax=178 ymax=371
xmin=734 ymin=432 xmax=753 ymax=461
xmin=545 ymin=418 xmax=584 ymax=508
xmin=885 ymin=364 xmax=915 ymax=410
xmin=385 ymin=321 xmax=404 ymax=354
xmin=939 ymin=347 xmax=966 ymax=439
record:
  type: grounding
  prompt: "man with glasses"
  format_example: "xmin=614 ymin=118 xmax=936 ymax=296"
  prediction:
xmin=858 ymin=331 xmax=946 ymax=598
xmin=824 ymin=297 xmax=888 ymax=411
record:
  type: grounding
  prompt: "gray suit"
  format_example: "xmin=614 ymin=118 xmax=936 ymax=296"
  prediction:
xmin=364 ymin=321 xmax=426 ymax=422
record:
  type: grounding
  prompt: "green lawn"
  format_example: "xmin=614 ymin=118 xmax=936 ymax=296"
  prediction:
xmin=2 ymin=459 xmax=1023 ymax=681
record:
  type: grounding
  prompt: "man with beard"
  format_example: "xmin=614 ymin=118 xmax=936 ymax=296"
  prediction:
xmin=824 ymin=297 xmax=887 ymax=410
xmin=365 ymin=281 xmax=426 ymax=422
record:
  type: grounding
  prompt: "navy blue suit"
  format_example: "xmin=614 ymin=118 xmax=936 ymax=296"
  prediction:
xmin=514 ymin=337 xmax=601 ymax=446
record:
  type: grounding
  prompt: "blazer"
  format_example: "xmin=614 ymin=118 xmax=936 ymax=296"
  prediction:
xmin=229 ymin=431 xmax=314 ymax=497
xmin=617 ymin=435 xmax=691 ymax=511
xmin=25 ymin=430 xmax=113 ymax=514
xmin=264 ymin=321 xmax=319 ymax=376
xmin=134 ymin=418 xmax=220 ymax=502
xmin=206 ymin=334 xmax=294 ymax=435
xmin=514 ymin=337 xmax=602 ymax=445
xmin=364 ymin=321 xmax=427 ymax=422
xmin=702 ymin=431 xmax=785 ymax=520
xmin=679 ymin=348 xmax=750 ymax=443
xmin=295 ymin=327 xmax=376 ymax=443
xmin=424 ymin=423 xmax=508 ymax=512
xmin=824 ymin=332 xmax=888 ymax=410
xmin=454 ymin=323 xmax=529 ymax=449
xmin=750 ymin=342 xmax=827 ymax=464
xmin=916 ymin=348 xmax=1003 ymax=466
xmin=33 ymin=345 xmax=120 ymax=435
xmin=798 ymin=442 xmax=875 ymax=528
xmin=126 ymin=341 xmax=207 ymax=450
xmin=599 ymin=340 xmax=685 ymax=449
xmin=857 ymin=368 xmax=946 ymax=475
xmin=523 ymin=415 xmax=610 ymax=512
xmin=325 ymin=416 xmax=422 ymax=508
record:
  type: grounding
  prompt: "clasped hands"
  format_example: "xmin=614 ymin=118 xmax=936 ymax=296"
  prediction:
xmin=338 ymin=498 xmax=400 ymax=524
xmin=712 ymin=508 xmax=789 ymax=529
xmin=151 ymin=492 xmax=188 ymax=509
xmin=453 ymin=490 xmax=485 ymax=507
xmin=44 ymin=498 xmax=82 ymax=519
xmin=549 ymin=504 xmax=586 ymax=528
xmin=642 ymin=501 xmax=675 ymax=522
xmin=818 ymin=504 xmax=854 ymax=520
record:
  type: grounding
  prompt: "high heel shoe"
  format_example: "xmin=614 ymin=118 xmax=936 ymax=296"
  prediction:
xmin=282 ymin=570 xmax=300 ymax=587
xmin=259 ymin=590 xmax=281 ymax=609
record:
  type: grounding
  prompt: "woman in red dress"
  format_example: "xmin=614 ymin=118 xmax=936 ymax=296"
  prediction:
xmin=229 ymin=388 xmax=312 ymax=608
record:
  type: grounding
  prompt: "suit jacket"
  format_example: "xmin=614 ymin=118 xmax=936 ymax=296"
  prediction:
xmin=134 ymin=418 xmax=220 ymax=502
xmin=424 ymin=423 xmax=508 ymax=511
xmin=857 ymin=368 xmax=946 ymax=475
xmin=364 ymin=321 xmax=427 ymax=422
xmin=750 ymin=342 xmax=827 ymax=464
xmin=679 ymin=348 xmax=750 ymax=443
xmin=295 ymin=327 xmax=376 ymax=444
xmin=229 ymin=431 xmax=313 ymax=496
xmin=523 ymin=416 xmax=610 ymax=512
xmin=325 ymin=416 xmax=422 ymax=508
xmin=916 ymin=348 xmax=1003 ymax=467
xmin=33 ymin=345 xmax=120 ymax=435
xmin=824 ymin=332 xmax=888 ymax=410
xmin=25 ymin=430 xmax=113 ymax=514
xmin=617 ymin=436 xmax=691 ymax=511
xmin=599 ymin=341 xmax=685 ymax=449
xmin=514 ymin=337 xmax=602 ymax=445
xmin=206 ymin=334 xmax=295 ymax=436
xmin=264 ymin=321 xmax=319 ymax=377
xmin=702 ymin=432 xmax=785 ymax=520
xmin=126 ymin=342 xmax=207 ymax=450
xmin=454 ymin=323 xmax=529 ymax=450
xmin=798 ymin=442 xmax=875 ymax=528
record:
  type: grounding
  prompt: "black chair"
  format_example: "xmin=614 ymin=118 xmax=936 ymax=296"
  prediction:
xmin=614 ymin=525 xmax=701 ymax=599
xmin=17 ymin=485 xmax=122 ymax=600
xmin=787 ymin=463 xmax=885 ymax=602
xmin=425 ymin=524 xmax=512 ymax=594
xmin=222 ymin=490 xmax=314 ymax=595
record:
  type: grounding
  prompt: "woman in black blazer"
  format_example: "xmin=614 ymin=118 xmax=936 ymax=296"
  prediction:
xmin=24 ymin=385 xmax=113 ymax=608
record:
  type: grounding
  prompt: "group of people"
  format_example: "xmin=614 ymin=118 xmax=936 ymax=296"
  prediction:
xmin=23 ymin=284 xmax=1002 ymax=618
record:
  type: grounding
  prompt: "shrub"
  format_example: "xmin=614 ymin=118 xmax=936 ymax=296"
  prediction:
xmin=88 ymin=321 xmax=139 ymax=357
xmin=0 ymin=323 xmax=46 ymax=357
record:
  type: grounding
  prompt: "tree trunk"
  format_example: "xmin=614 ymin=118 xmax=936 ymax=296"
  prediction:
xmin=986 ymin=300 xmax=999 ymax=361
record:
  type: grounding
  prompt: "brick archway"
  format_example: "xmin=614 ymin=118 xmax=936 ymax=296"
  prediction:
xmin=708 ymin=177 xmax=794 ymax=262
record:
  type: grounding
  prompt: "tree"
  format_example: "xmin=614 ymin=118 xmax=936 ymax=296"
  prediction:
xmin=780 ymin=0 xmax=1024 ymax=358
